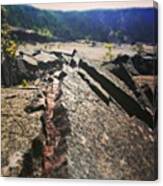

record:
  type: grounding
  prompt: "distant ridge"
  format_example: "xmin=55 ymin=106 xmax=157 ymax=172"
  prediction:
xmin=4 ymin=5 xmax=158 ymax=44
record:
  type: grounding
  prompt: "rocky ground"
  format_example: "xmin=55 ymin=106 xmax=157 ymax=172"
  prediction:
xmin=1 ymin=88 xmax=41 ymax=176
xmin=1 ymin=42 xmax=157 ymax=180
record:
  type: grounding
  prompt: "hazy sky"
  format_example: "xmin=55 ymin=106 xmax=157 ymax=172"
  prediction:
xmin=31 ymin=1 xmax=154 ymax=11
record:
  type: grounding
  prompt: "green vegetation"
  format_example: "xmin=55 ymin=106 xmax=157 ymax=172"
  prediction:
xmin=21 ymin=79 xmax=29 ymax=88
xmin=1 ymin=6 xmax=18 ymax=59
xmin=3 ymin=5 xmax=156 ymax=44
xmin=104 ymin=43 xmax=114 ymax=61
xmin=34 ymin=27 xmax=53 ymax=38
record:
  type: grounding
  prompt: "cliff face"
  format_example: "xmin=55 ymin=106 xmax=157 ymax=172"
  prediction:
xmin=1 ymin=43 xmax=157 ymax=180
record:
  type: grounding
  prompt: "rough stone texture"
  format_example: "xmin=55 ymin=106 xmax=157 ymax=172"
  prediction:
xmin=1 ymin=42 xmax=157 ymax=180
xmin=61 ymin=63 xmax=156 ymax=180
xmin=1 ymin=88 xmax=41 ymax=176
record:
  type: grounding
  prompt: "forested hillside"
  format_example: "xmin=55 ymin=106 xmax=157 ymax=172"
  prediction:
xmin=4 ymin=5 xmax=157 ymax=44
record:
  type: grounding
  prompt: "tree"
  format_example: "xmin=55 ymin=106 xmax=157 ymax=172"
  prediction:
xmin=1 ymin=6 xmax=17 ymax=59
xmin=1 ymin=6 xmax=18 ymax=86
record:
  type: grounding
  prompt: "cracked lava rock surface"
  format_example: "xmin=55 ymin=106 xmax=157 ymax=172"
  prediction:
xmin=1 ymin=42 xmax=157 ymax=180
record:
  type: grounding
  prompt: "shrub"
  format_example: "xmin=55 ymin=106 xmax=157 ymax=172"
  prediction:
xmin=133 ymin=43 xmax=145 ymax=55
xmin=21 ymin=79 xmax=29 ymax=88
xmin=104 ymin=43 xmax=114 ymax=61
